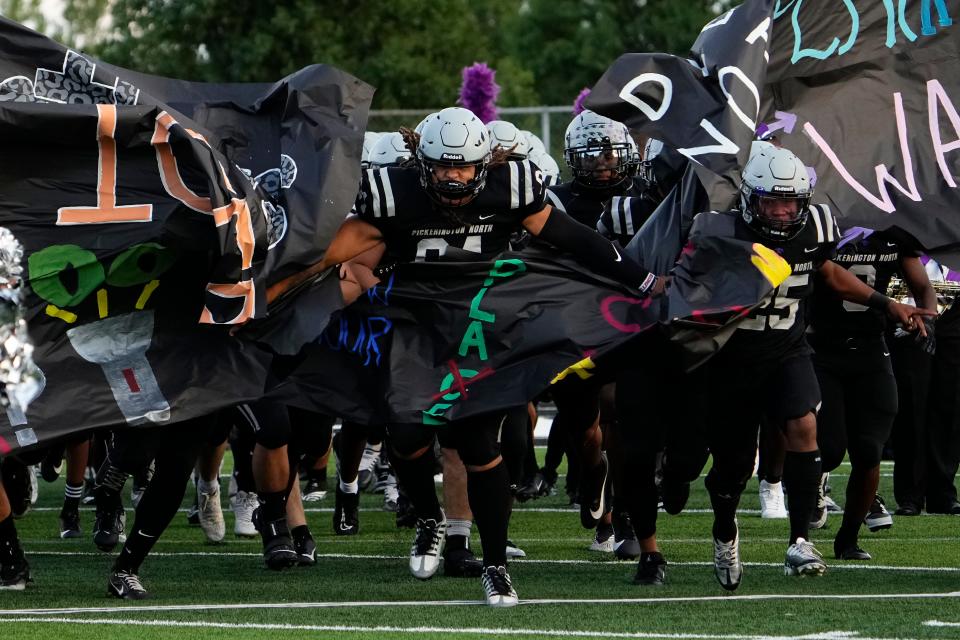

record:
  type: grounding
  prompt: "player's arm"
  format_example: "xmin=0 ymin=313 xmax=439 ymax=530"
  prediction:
xmin=522 ymin=204 xmax=666 ymax=297
xmin=899 ymin=255 xmax=937 ymax=311
xmin=818 ymin=259 xmax=935 ymax=335
xmin=267 ymin=217 xmax=384 ymax=304
xmin=339 ymin=243 xmax=387 ymax=306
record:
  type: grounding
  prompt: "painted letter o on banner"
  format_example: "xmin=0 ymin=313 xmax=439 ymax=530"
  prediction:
xmin=618 ymin=73 xmax=673 ymax=122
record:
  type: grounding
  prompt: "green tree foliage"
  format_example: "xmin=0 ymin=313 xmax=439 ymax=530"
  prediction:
xmin=35 ymin=0 xmax=732 ymax=108
xmin=0 ymin=0 xmax=50 ymax=34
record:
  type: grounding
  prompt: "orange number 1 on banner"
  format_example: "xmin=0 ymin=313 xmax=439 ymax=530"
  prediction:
xmin=58 ymin=104 xmax=153 ymax=225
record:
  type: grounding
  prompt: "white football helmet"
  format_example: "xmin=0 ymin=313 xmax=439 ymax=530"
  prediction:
xmin=416 ymin=107 xmax=492 ymax=204
xmin=521 ymin=130 xmax=547 ymax=158
xmin=415 ymin=112 xmax=439 ymax=136
xmin=486 ymin=120 xmax=529 ymax=159
xmin=361 ymin=131 xmax=382 ymax=168
xmin=368 ymin=132 xmax=411 ymax=168
xmin=739 ymin=145 xmax=812 ymax=241
xmin=563 ymin=110 xmax=637 ymax=190
xmin=529 ymin=150 xmax=561 ymax=186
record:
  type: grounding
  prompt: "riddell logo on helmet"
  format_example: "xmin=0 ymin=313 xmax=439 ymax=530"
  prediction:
xmin=771 ymin=185 xmax=794 ymax=193
xmin=441 ymin=153 xmax=464 ymax=161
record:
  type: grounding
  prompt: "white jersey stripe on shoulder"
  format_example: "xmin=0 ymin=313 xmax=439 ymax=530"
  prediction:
xmin=809 ymin=205 xmax=824 ymax=243
xmin=367 ymin=168 xmax=382 ymax=218
xmin=610 ymin=198 xmax=623 ymax=235
xmin=523 ymin=160 xmax=534 ymax=206
xmin=509 ymin=162 xmax=520 ymax=209
xmin=625 ymin=198 xmax=635 ymax=236
xmin=379 ymin=168 xmax=395 ymax=217
xmin=545 ymin=189 xmax=567 ymax=213
xmin=821 ymin=204 xmax=835 ymax=242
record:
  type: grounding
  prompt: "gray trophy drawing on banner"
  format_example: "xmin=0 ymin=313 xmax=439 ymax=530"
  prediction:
xmin=65 ymin=310 xmax=170 ymax=425
xmin=0 ymin=227 xmax=45 ymax=447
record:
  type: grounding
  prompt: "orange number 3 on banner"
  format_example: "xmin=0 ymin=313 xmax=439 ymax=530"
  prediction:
xmin=57 ymin=104 xmax=153 ymax=225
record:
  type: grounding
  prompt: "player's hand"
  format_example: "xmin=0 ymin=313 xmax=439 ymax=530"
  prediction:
xmin=886 ymin=302 xmax=937 ymax=336
xmin=648 ymin=275 xmax=671 ymax=298
xmin=915 ymin=317 xmax=937 ymax=355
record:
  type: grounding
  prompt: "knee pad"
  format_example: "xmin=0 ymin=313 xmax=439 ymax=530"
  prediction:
xmin=704 ymin=460 xmax=751 ymax=498
xmin=388 ymin=423 xmax=435 ymax=459
xmin=237 ymin=402 xmax=291 ymax=451
xmin=251 ymin=420 xmax=290 ymax=451
xmin=847 ymin=435 xmax=884 ymax=470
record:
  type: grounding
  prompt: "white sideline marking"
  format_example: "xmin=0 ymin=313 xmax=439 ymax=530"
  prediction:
xmin=22 ymin=550 xmax=960 ymax=572
xmin=24 ymin=536 xmax=960 ymax=546
xmin=0 ymin=617 xmax=930 ymax=640
xmin=1 ymin=591 xmax=959 ymax=616
xmin=924 ymin=621 xmax=960 ymax=627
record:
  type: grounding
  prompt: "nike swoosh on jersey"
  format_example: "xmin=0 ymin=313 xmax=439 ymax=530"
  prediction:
xmin=478 ymin=214 xmax=496 ymax=220
xmin=612 ymin=245 xmax=622 ymax=262
xmin=804 ymin=247 xmax=818 ymax=253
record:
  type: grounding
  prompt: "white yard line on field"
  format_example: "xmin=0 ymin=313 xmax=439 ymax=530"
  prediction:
xmin=22 ymin=550 xmax=960 ymax=572
xmin=0 ymin=616 xmax=938 ymax=640
xmin=2 ymin=591 xmax=960 ymax=618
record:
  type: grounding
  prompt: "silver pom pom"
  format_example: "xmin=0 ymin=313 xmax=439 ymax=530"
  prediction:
xmin=0 ymin=227 xmax=41 ymax=413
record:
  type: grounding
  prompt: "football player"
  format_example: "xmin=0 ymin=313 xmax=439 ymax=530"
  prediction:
xmin=685 ymin=145 xmax=931 ymax=590
xmin=534 ymin=111 xmax=648 ymax=558
xmin=0 ymin=460 xmax=30 ymax=590
xmin=809 ymin=228 xmax=936 ymax=559
xmin=268 ymin=106 xmax=667 ymax=606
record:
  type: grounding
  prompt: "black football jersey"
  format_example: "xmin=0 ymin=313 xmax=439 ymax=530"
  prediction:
xmin=544 ymin=176 xmax=646 ymax=229
xmin=810 ymin=230 xmax=908 ymax=338
xmin=354 ymin=159 xmax=546 ymax=264
xmin=597 ymin=194 xmax=659 ymax=247
xmin=721 ymin=204 xmax=839 ymax=361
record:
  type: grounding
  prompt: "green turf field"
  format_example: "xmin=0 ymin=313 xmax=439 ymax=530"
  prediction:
xmin=3 ymin=453 xmax=959 ymax=639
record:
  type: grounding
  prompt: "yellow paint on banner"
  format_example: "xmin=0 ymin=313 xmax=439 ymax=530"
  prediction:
xmin=135 ymin=280 xmax=160 ymax=310
xmin=97 ymin=288 xmax=108 ymax=319
xmin=551 ymin=357 xmax=595 ymax=384
xmin=45 ymin=304 xmax=77 ymax=324
xmin=750 ymin=243 xmax=792 ymax=287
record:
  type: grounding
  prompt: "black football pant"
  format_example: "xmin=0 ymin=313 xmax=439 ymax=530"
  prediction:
xmin=499 ymin=405 xmax=530 ymax=490
xmin=923 ymin=332 xmax=960 ymax=509
xmin=108 ymin=417 xmax=218 ymax=573
xmin=692 ymin=349 xmax=822 ymax=544
xmin=389 ymin=413 xmax=511 ymax=568
xmin=890 ymin=336 xmax=935 ymax=509
xmin=616 ymin=331 xmax=708 ymax=540
xmin=813 ymin=336 xmax=898 ymax=473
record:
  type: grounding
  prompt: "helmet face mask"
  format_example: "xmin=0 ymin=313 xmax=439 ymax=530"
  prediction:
xmin=416 ymin=107 xmax=492 ymax=206
xmin=739 ymin=146 xmax=812 ymax=242
xmin=741 ymin=190 xmax=811 ymax=241
xmin=564 ymin=111 xmax=637 ymax=191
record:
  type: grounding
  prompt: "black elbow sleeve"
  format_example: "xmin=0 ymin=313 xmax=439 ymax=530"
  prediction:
xmin=537 ymin=209 xmax=657 ymax=295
